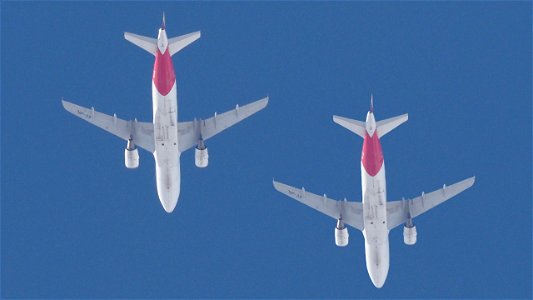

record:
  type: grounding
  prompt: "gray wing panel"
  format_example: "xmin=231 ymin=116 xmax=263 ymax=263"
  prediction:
xmin=62 ymin=100 xmax=154 ymax=152
xmin=273 ymin=180 xmax=364 ymax=231
xmin=177 ymin=121 xmax=196 ymax=153
xmin=177 ymin=97 xmax=268 ymax=152
xmin=387 ymin=176 xmax=475 ymax=230
xmin=386 ymin=201 xmax=409 ymax=230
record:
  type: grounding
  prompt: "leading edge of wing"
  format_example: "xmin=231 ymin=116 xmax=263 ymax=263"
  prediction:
xmin=177 ymin=96 xmax=268 ymax=152
xmin=62 ymin=99 xmax=155 ymax=152
xmin=386 ymin=176 xmax=475 ymax=230
xmin=272 ymin=180 xmax=364 ymax=231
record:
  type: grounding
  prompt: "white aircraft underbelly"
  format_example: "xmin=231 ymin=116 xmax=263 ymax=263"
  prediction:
xmin=152 ymin=82 xmax=181 ymax=212
xmin=362 ymin=162 xmax=390 ymax=288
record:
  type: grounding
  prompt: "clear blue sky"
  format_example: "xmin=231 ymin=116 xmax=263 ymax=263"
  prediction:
xmin=2 ymin=2 xmax=531 ymax=298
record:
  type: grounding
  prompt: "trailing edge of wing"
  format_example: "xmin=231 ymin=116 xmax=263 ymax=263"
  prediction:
xmin=386 ymin=176 xmax=475 ymax=230
xmin=62 ymin=100 xmax=155 ymax=152
xmin=272 ymin=180 xmax=364 ymax=231
xmin=177 ymin=96 xmax=268 ymax=153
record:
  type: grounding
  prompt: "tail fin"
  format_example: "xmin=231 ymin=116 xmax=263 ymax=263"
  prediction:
xmin=375 ymin=114 xmax=408 ymax=137
xmin=124 ymin=32 xmax=158 ymax=55
xmin=168 ymin=31 xmax=201 ymax=56
xmin=333 ymin=115 xmax=367 ymax=138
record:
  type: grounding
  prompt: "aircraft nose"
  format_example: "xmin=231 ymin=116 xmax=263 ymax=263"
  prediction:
xmin=157 ymin=186 xmax=179 ymax=213
xmin=155 ymin=163 xmax=180 ymax=213
xmin=161 ymin=199 xmax=177 ymax=213
xmin=368 ymin=262 xmax=388 ymax=288
xmin=370 ymin=270 xmax=385 ymax=288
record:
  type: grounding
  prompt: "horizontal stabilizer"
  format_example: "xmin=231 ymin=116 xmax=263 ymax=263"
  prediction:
xmin=168 ymin=31 xmax=201 ymax=56
xmin=376 ymin=113 xmax=408 ymax=138
xmin=124 ymin=32 xmax=157 ymax=55
xmin=333 ymin=115 xmax=366 ymax=138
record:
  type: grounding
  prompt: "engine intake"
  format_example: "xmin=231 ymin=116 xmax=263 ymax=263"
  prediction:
xmin=335 ymin=218 xmax=349 ymax=247
xmin=124 ymin=139 xmax=139 ymax=169
xmin=403 ymin=218 xmax=417 ymax=245
xmin=195 ymin=139 xmax=208 ymax=168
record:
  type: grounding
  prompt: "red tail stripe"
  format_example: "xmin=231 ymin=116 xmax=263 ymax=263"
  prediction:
xmin=153 ymin=49 xmax=176 ymax=96
xmin=361 ymin=132 xmax=384 ymax=177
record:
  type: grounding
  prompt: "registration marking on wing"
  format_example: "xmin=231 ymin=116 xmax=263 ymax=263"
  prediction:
xmin=288 ymin=188 xmax=303 ymax=199
xmin=76 ymin=109 xmax=93 ymax=120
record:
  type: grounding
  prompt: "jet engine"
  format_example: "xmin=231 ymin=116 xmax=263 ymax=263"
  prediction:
xmin=335 ymin=218 xmax=349 ymax=247
xmin=195 ymin=139 xmax=208 ymax=168
xmin=124 ymin=138 xmax=139 ymax=169
xmin=403 ymin=217 xmax=417 ymax=245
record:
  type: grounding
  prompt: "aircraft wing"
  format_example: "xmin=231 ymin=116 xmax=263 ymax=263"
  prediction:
xmin=177 ymin=96 xmax=268 ymax=152
xmin=273 ymin=180 xmax=364 ymax=231
xmin=386 ymin=176 xmax=475 ymax=230
xmin=62 ymin=100 xmax=155 ymax=152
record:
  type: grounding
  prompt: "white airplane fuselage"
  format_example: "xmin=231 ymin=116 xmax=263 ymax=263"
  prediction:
xmin=360 ymin=110 xmax=390 ymax=288
xmin=152 ymin=27 xmax=181 ymax=213
xmin=62 ymin=17 xmax=268 ymax=214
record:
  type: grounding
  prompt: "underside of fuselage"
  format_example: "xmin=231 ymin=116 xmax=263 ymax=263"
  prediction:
xmin=361 ymin=110 xmax=390 ymax=288
xmin=152 ymin=27 xmax=181 ymax=213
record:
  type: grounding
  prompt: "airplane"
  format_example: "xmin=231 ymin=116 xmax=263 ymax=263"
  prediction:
xmin=62 ymin=15 xmax=268 ymax=213
xmin=273 ymin=95 xmax=474 ymax=288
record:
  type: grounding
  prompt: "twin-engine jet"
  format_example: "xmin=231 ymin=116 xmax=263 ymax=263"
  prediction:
xmin=273 ymin=95 xmax=475 ymax=288
xmin=63 ymin=16 xmax=268 ymax=213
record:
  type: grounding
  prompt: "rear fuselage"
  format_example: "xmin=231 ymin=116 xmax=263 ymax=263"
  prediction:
xmin=361 ymin=111 xmax=390 ymax=288
xmin=152 ymin=28 xmax=181 ymax=213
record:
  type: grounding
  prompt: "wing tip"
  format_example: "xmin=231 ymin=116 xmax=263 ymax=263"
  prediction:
xmin=260 ymin=96 xmax=269 ymax=106
xmin=272 ymin=179 xmax=285 ymax=192
xmin=272 ymin=178 xmax=281 ymax=192
xmin=61 ymin=98 xmax=72 ymax=110
xmin=252 ymin=96 xmax=269 ymax=110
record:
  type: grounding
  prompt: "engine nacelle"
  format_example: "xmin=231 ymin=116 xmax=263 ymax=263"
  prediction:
xmin=335 ymin=218 xmax=349 ymax=247
xmin=124 ymin=148 xmax=139 ymax=169
xmin=403 ymin=225 xmax=417 ymax=245
xmin=195 ymin=147 xmax=209 ymax=168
